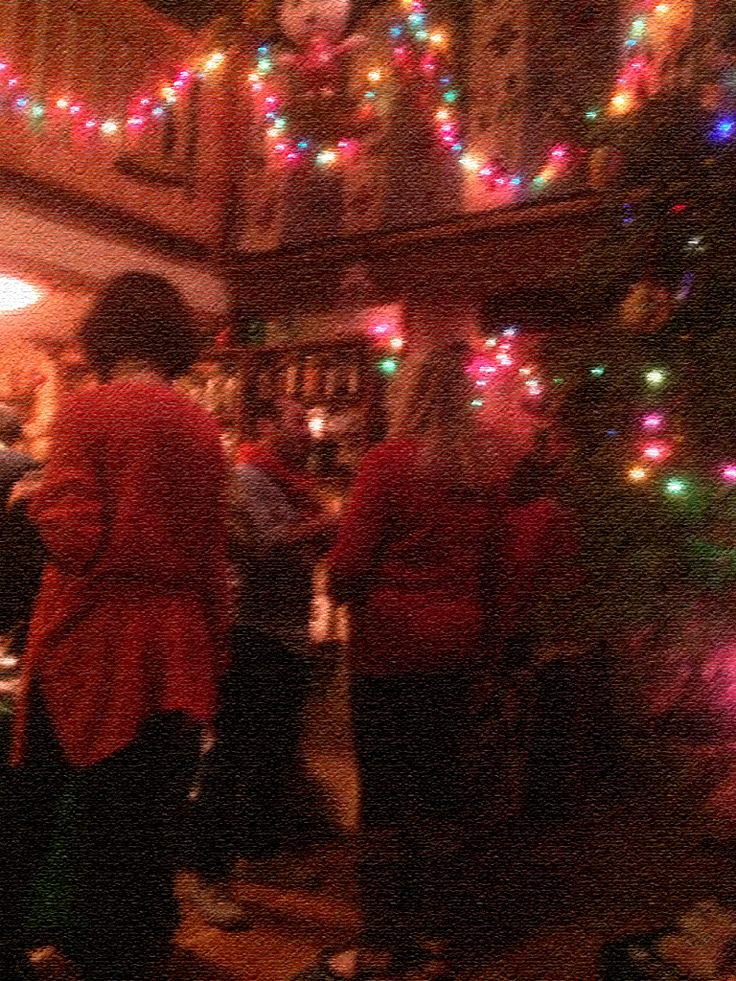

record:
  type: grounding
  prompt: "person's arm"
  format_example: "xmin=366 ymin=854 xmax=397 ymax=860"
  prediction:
xmin=29 ymin=398 xmax=106 ymax=574
xmin=231 ymin=467 xmax=336 ymax=559
xmin=327 ymin=444 xmax=394 ymax=606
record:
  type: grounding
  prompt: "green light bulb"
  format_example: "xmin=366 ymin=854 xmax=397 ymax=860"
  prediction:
xmin=379 ymin=357 xmax=398 ymax=376
xmin=631 ymin=17 xmax=646 ymax=37
xmin=664 ymin=477 xmax=688 ymax=497
xmin=471 ymin=398 xmax=484 ymax=408
xmin=590 ymin=365 xmax=606 ymax=378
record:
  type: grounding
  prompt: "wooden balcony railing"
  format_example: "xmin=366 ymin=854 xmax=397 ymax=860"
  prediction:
xmin=0 ymin=0 xmax=232 ymax=248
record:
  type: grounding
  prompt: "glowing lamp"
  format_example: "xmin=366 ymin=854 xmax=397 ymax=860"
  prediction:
xmin=610 ymin=91 xmax=633 ymax=115
xmin=379 ymin=357 xmax=399 ymax=376
xmin=721 ymin=464 xmax=736 ymax=483
xmin=642 ymin=413 xmax=664 ymax=431
xmin=644 ymin=368 xmax=667 ymax=389
xmin=389 ymin=337 xmax=404 ymax=351
xmin=714 ymin=119 xmax=735 ymax=141
xmin=590 ymin=365 xmax=606 ymax=378
xmin=56 ymin=98 xmax=69 ymax=110
xmin=0 ymin=275 xmax=42 ymax=312
xmin=203 ymin=51 xmax=225 ymax=73
xmin=460 ymin=154 xmax=481 ymax=172
xmin=471 ymin=399 xmax=484 ymax=408
xmin=664 ymin=477 xmax=688 ymax=497
xmin=642 ymin=442 xmax=671 ymax=462
xmin=100 ymin=120 xmax=119 ymax=135
xmin=628 ymin=466 xmax=649 ymax=483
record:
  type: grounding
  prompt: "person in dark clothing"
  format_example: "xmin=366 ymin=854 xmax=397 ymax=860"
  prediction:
xmin=0 ymin=406 xmax=43 ymax=663
xmin=189 ymin=402 xmax=338 ymax=930
xmin=1 ymin=273 xmax=230 ymax=981
xmin=308 ymin=345 xmax=510 ymax=981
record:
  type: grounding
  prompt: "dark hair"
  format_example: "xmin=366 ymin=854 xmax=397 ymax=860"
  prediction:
xmin=0 ymin=404 xmax=22 ymax=446
xmin=79 ymin=272 xmax=203 ymax=380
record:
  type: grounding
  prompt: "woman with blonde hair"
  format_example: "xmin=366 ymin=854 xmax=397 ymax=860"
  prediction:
xmin=311 ymin=343 xmax=509 ymax=981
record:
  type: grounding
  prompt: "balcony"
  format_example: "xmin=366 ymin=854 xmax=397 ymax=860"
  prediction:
xmin=0 ymin=0 xmax=231 ymax=249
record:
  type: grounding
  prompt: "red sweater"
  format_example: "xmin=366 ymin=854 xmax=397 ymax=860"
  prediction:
xmin=13 ymin=380 xmax=230 ymax=766
xmin=328 ymin=439 xmax=507 ymax=676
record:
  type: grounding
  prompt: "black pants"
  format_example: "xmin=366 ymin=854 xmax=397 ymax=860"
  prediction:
xmin=351 ymin=668 xmax=477 ymax=951
xmin=0 ymin=694 xmax=199 ymax=981
xmin=190 ymin=626 xmax=331 ymax=881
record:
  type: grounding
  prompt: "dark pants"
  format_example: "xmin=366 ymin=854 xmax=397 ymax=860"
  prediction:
xmin=190 ymin=625 xmax=331 ymax=881
xmin=0 ymin=694 xmax=199 ymax=981
xmin=351 ymin=668 xmax=477 ymax=952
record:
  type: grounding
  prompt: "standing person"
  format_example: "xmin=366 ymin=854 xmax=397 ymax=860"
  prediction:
xmin=308 ymin=344 xmax=510 ymax=981
xmin=1 ymin=272 xmax=231 ymax=981
xmin=0 ymin=406 xmax=43 ymax=649
xmin=189 ymin=401 xmax=338 ymax=929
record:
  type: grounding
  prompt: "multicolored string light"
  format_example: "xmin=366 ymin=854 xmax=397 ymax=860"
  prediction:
xmin=608 ymin=2 xmax=678 ymax=116
xmin=0 ymin=48 xmax=225 ymax=139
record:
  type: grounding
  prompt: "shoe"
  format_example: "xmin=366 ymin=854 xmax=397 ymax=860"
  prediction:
xmin=190 ymin=878 xmax=254 ymax=931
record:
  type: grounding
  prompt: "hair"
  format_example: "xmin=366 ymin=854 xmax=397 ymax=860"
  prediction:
xmin=0 ymin=404 xmax=22 ymax=446
xmin=389 ymin=342 xmax=501 ymax=492
xmin=79 ymin=272 xmax=203 ymax=381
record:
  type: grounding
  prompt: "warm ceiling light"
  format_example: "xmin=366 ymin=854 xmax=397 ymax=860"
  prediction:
xmin=0 ymin=275 xmax=42 ymax=312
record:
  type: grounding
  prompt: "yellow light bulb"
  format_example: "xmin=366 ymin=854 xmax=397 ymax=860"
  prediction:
xmin=368 ymin=69 xmax=382 ymax=83
xmin=204 ymin=51 xmax=225 ymax=73
xmin=161 ymin=86 xmax=177 ymax=103
xmin=460 ymin=153 xmax=481 ymax=172
xmin=100 ymin=120 xmax=119 ymax=136
xmin=654 ymin=2 xmax=670 ymax=13
xmin=628 ymin=466 xmax=649 ymax=483
xmin=610 ymin=90 xmax=633 ymax=115
xmin=430 ymin=32 xmax=446 ymax=45
xmin=56 ymin=98 xmax=69 ymax=110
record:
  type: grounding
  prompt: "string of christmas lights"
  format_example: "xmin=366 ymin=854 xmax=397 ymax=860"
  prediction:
xmin=246 ymin=0 xmax=577 ymax=189
xmin=0 ymin=48 xmax=225 ymax=139
xmin=608 ymin=1 xmax=680 ymax=117
xmin=0 ymin=0 xmax=720 ymax=195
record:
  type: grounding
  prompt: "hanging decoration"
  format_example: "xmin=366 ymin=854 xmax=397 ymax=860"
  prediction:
xmin=0 ymin=0 xmax=713 ymax=196
xmin=0 ymin=49 xmax=225 ymax=142
xmin=608 ymin=2 xmax=690 ymax=117
xmin=245 ymin=0 xmax=577 ymax=190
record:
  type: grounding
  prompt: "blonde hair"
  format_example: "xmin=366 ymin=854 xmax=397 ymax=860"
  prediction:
xmin=389 ymin=342 xmax=501 ymax=491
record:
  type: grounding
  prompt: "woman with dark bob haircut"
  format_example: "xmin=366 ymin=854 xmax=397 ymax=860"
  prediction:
xmin=2 ymin=272 xmax=231 ymax=981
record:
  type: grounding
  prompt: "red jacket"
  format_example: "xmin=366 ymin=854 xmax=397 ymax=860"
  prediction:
xmin=13 ymin=380 xmax=230 ymax=766
xmin=328 ymin=439 xmax=507 ymax=676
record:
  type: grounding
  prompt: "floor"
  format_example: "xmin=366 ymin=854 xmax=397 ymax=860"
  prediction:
xmin=20 ymin=645 xmax=736 ymax=981
xmin=27 ymin=751 xmax=736 ymax=981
